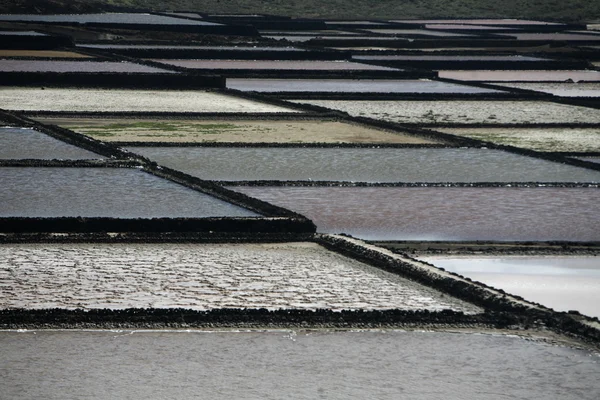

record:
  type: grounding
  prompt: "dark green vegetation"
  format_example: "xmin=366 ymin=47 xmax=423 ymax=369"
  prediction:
xmin=1 ymin=0 xmax=599 ymax=23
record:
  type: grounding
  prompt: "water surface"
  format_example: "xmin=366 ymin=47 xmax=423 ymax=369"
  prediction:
xmin=1 ymin=330 xmax=598 ymax=400
xmin=419 ymin=256 xmax=600 ymax=318
xmin=0 ymin=60 xmax=173 ymax=73
xmin=231 ymin=186 xmax=600 ymax=241
xmin=0 ymin=167 xmax=257 ymax=217
xmin=129 ymin=147 xmax=600 ymax=183
xmin=228 ymin=79 xmax=498 ymax=93
xmin=0 ymin=127 xmax=103 ymax=159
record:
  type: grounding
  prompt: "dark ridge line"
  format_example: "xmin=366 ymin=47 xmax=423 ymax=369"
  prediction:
xmin=0 ymin=71 xmax=226 ymax=89
xmin=314 ymin=235 xmax=600 ymax=344
xmin=0 ymin=109 xmax=136 ymax=160
xmin=118 ymin=142 xmax=455 ymax=149
xmin=373 ymin=240 xmax=600 ymax=255
xmin=190 ymin=70 xmax=433 ymax=79
xmin=141 ymin=164 xmax=314 ymax=220
xmin=0 ymin=217 xmax=316 ymax=235
xmin=555 ymin=151 xmax=600 ymax=157
xmin=0 ymin=232 xmax=316 ymax=244
xmin=0 ymin=308 xmax=516 ymax=331
xmin=219 ymin=181 xmax=599 ymax=188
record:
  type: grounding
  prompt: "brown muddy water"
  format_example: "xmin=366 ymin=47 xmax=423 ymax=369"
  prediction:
xmin=0 ymin=127 xmax=104 ymax=159
xmin=438 ymin=70 xmax=600 ymax=82
xmin=128 ymin=147 xmax=600 ymax=183
xmin=0 ymin=60 xmax=174 ymax=73
xmin=227 ymin=79 xmax=500 ymax=93
xmin=0 ymin=242 xmax=475 ymax=312
xmin=1 ymin=330 xmax=598 ymax=400
xmin=0 ymin=167 xmax=257 ymax=218
xmin=419 ymin=256 xmax=600 ymax=318
xmin=154 ymin=60 xmax=396 ymax=71
xmin=230 ymin=186 xmax=600 ymax=241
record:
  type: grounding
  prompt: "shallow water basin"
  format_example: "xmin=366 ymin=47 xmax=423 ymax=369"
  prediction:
xmin=419 ymin=256 xmax=600 ymax=318
xmin=34 ymin=117 xmax=435 ymax=144
xmin=128 ymin=147 xmax=600 ymax=183
xmin=0 ymin=127 xmax=103 ymax=159
xmin=230 ymin=186 xmax=600 ymax=241
xmin=0 ymin=167 xmax=257 ymax=218
xmin=228 ymin=79 xmax=501 ymax=93
xmin=0 ymin=88 xmax=300 ymax=113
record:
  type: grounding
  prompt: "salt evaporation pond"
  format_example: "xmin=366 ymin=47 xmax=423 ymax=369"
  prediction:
xmin=38 ymin=118 xmax=435 ymax=144
xmin=0 ymin=13 xmax=221 ymax=26
xmin=128 ymin=147 xmax=600 ymax=183
xmin=364 ymin=29 xmax=474 ymax=37
xmin=0 ymin=167 xmax=257 ymax=218
xmin=419 ymin=256 xmax=600 ymax=318
xmin=1 ymin=330 xmax=599 ymax=400
xmin=0 ymin=60 xmax=173 ymax=73
xmin=230 ymin=187 xmax=600 ymax=241
xmin=291 ymin=100 xmax=600 ymax=124
xmin=435 ymin=127 xmax=600 ymax=153
xmin=353 ymin=55 xmax=547 ymax=61
xmin=489 ymin=82 xmax=600 ymax=97
xmin=438 ymin=70 xmax=600 ymax=82
xmin=507 ymin=32 xmax=600 ymax=41
xmin=576 ymin=157 xmax=600 ymax=164
xmin=227 ymin=79 xmax=500 ymax=93
xmin=0 ymin=127 xmax=103 ymax=159
xmin=0 ymin=88 xmax=300 ymax=113
xmin=390 ymin=19 xmax=564 ymax=25
xmin=153 ymin=60 xmax=397 ymax=71
xmin=0 ymin=242 xmax=475 ymax=312
xmin=0 ymin=50 xmax=91 ymax=58
xmin=79 ymin=44 xmax=304 ymax=51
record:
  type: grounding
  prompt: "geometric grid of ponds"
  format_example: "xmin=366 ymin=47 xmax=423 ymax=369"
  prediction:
xmin=230 ymin=186 xmax=600 ymax=241
xmin=128 ymin=147 xmax=600 ymax=183
xmin=0 ymin=127 xmax=104 ymax=159
xmin=0 ymin=167 xmax=258 ymax=218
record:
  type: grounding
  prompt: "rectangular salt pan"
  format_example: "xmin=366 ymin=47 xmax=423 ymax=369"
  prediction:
xmin=0 ymin=167 xmax=257 ymax=218
xmin=153 ymin=60 xmax=397 ymax=71
xmin=0 ymin=127 xmax=104 ymax=159
xmin=488 ymin=82 xmax=600 ymax=97
xmin=0 ymin=13 xmax=222 ymax=26
xmin=0 ymin=88 xmax=300 ymax=113
xmin=127 ymin=147 xmax=600 ymax=183
xmin=0 ymin=60 xmax=174 ymax=73
xmin=228 ymin=79 xmax=500 ymax=93
xmin=230 ymin=187 xmax=600 ymax=241
xmin=5 ymin=331 xmax=597 ymax=400
xmin=0 ymin=242 xmax=477 ymax=312
xmin=435 ymin=127 xmax=600 ymax=153
xmin=290 ymin=100 xmax=600 ymax=124
xmin=439 ymin=70 xmax=600 ymax=82
xmin=40 ymin=118 xmax=435 ymax=145
xmin=419 ymin=256 xmax=600 ymax=318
